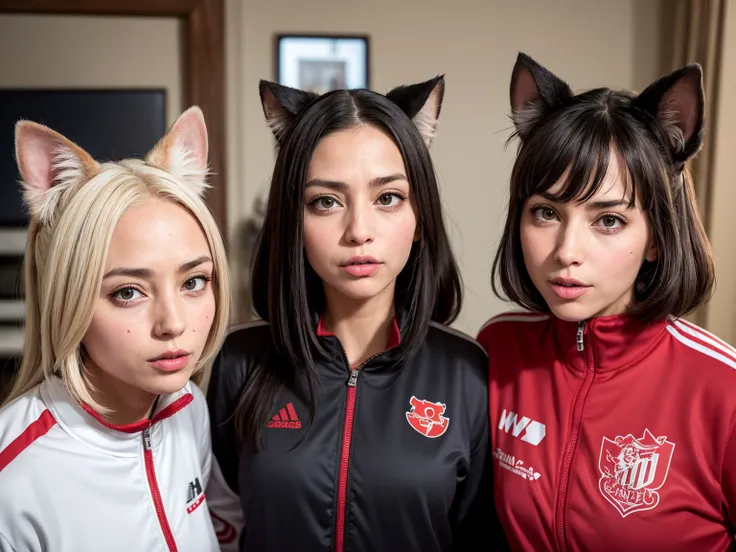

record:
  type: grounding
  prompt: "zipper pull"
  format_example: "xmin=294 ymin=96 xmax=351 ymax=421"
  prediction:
xmin=348 ymin=369 xmax=359 ymax=387
xmin=576 ymin=320 xmax=586 ymax=352
xmin=142 ymin=426 xmax=152 ymax=451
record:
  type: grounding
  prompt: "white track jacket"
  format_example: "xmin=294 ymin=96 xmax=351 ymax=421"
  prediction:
xmin=0 ymin=376 xmax=219 ymax=551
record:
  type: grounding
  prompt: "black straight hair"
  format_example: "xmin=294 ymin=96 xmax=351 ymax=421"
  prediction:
xmin=493 ymin=53 xmax=715 ymax=323
xmin=238 ymin=78 xmax=462 ymax=448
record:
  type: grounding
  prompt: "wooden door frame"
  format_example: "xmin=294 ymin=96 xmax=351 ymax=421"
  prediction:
xmin=0 ymin=0 xmax=228 ymax=237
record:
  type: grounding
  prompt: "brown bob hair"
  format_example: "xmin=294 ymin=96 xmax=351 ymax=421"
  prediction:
xmin=492 ymin=53 xmax=715 ymax=323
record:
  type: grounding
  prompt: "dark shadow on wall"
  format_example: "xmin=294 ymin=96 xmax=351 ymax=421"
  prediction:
xmin=231 ymin=193 xmax=267 ymax=325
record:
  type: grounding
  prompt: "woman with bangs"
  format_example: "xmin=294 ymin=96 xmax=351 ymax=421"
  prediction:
xmin=478 ymin=53 xmax=736 ymax=551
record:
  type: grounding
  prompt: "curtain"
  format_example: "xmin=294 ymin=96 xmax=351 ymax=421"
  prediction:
xmin=661 ymin=0 xmax=727 ymax=326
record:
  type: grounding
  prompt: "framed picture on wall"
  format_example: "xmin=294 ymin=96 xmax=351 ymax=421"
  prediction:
xmin=275 ymin=34 xmax=370 ymax=94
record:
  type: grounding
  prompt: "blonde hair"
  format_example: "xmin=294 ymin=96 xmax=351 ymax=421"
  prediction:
xmin=4 ymin=107 xmax=230 ymax=411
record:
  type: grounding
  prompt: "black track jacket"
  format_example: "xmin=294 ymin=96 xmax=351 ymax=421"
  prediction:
xmin=205 ymin=315 xmax=507 ymax=551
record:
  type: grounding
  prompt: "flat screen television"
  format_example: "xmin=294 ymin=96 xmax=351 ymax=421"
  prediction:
xmin=0 ymin=89 xmax=167 ymax=227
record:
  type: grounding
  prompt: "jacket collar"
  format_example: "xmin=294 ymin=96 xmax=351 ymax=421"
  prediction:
xmin=552 ymin=313 xmax=668 ymax=373
xmin=41 ymin=376 xmax=193 ymax=457
xmin=316 ymin=316 xmax=401 ymax=351
xmin=312 ymin=310 xmax=403 ymax=372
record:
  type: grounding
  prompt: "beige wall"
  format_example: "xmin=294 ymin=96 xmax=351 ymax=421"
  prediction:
xmin=5 ymin=6 xmax=714 ymax=342
xmin=705 ymin=0 xmax=736 ymax=344
xmin=227 ymin=0 xmax=664 ymax=335
xmin=0 ymin=14 xmax=182 ymax=126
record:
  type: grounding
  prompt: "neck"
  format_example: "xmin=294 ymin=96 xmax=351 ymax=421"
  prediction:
xmin=322 ymin=286 xmax=396 ymax=368
xmin=84 ymin=361 xmax=159 ymax=426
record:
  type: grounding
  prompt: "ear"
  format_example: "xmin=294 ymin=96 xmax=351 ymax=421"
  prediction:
xmin=386 ymin=76 xmax=445 ymax=148
xmin=645 ymin=245 xmax=657 ymax=263
xmin=635 ymin=64 xmax=705 ymax=164
xmin=259 ymin=80 xmax=319 ymax=143
xmin=509 ymin=52 xmax=574 ymax=141
xmin=146 ymin=106 xmax=209 ymax=196
xmin=14 ymin=121 xmax=99 ymax=224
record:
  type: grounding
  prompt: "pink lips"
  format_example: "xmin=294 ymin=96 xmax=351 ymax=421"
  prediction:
xmin=341 ymin=256 xmax=382 ymax=277
xmin=550 ymin=278 xmax=591 ymax=300
xmin=147 ymin=349 xmax=191 ymax=372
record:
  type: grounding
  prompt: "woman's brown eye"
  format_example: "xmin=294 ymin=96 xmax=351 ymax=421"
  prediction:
xmin=119 ymin=288 xmax=135 ymax=300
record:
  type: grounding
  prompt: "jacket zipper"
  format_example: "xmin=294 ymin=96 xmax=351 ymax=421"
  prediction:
xmin=335 ymin=367 xmax=359 ymax=552
xmin=143 ymin=425 xmax=178 ymax=552
xmin=334 ymin=338 xmax=399 ymax=552
xmin=555 ymin=320 xmax=595 ymax=551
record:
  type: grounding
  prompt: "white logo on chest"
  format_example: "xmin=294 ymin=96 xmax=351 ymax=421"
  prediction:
xmin=598 ymin=428 xmax=675 ymax=517
xmin=498 ymin=409 xmax=546 ymax=446
xmin=493 ymin=447 xmax=542 ymax=481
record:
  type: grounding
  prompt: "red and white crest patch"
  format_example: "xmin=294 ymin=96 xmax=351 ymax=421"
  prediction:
xmin=598 ymin=428 xmax=675 ymax=517
xmin=405 ymin=396 xmax=450 ymax=438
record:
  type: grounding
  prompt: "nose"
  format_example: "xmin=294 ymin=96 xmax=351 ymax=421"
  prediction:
xmin=554 ymin=221 xmax=584 ymax=267
xmin=343 ymin=203 xmax=375 ymax=245
xmin=152 ymin=293 xmax=186 ymax=339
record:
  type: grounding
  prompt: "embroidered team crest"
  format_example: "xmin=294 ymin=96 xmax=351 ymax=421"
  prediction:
xmin=405 ymin=396 xmax=450 ymax=438
xmin=598 ymin=429 xmax=675 ymax=517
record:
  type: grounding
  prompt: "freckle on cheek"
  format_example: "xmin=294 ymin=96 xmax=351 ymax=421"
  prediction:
xmin=127 ymin=330 xmax=131 ymax=334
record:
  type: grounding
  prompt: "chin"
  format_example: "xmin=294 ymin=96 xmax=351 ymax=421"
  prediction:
xmin=145 ymin=369 xmax=195 ymax=396
xmin=546 ymin=299 xmax=599 ymax=323
xmin=329 ymin=278 xmax=394 ymax=302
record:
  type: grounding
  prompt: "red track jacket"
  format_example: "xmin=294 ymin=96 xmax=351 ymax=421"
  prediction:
xmin=477 ymin=311 xmax=736 ymax=551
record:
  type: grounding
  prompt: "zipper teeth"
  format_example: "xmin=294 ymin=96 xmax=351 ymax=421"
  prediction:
xmin=143 ymin=427 xmax=178 ymax=552
xmin=335 ymin=383 xmax=356 ymax=552
xmin=556 ymin=322 xmax=594 ymax=551
xmin=332 ymin=335 xmax=400 ymax=552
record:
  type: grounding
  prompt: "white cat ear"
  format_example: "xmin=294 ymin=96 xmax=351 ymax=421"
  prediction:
xmin=15 ymin=121 xmax=99 ymax=224
xmin=146 ymin=106 xmax=209 ymax=196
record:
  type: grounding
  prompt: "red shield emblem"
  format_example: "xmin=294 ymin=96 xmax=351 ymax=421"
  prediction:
xmin=405 ymin=395 xmax=450 ymax=438
xmin=598 ymin=428 xmax=675 ymax=517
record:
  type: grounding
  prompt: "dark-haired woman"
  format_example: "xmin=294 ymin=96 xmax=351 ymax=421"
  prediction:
xmin=478 ymin=53 xmax=736 ymax=551
xmin=205 ymin=77 xmax=507 ymax=552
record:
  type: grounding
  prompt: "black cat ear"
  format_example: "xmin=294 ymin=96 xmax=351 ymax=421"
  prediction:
xmin=259 ymin=80 xmax=319 ymax=143
xmin=509 ymin=53 xmax=574 ymax=141
xmin=386 ymin=76 xmax=445 ymax=148
xmin=635 ymin=64 xmax=705 ymax=164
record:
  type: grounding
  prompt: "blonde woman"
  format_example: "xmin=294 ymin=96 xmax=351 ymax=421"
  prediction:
xmin=0 ymin=107 xmax=229 ymax=552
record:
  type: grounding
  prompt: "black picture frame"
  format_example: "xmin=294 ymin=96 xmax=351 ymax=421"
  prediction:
xmin=275 ymin=33 xmax=370 ymax=93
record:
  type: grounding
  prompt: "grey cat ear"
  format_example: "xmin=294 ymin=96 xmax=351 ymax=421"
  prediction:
xmin=509 ymin=52 xmax=573 ymax=141
xmin=635 ymin=64 xmax=705 ymax=164
xmin=386 ymin=76 xmax=445 ymax=148
xmin=15 ymin=120 xmax=99 ymax=224
xmin=259 ymin=80 xmax=319 ymax=143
